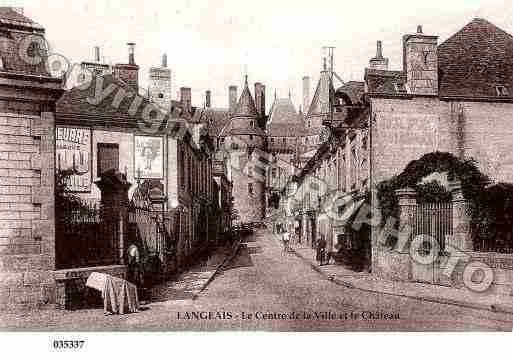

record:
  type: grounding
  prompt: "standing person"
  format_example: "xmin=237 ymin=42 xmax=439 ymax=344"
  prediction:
xmin=127 ymin=244 xmax=145 ymax=298
xmin=282 ymin=229 xmax=290 ymax=254
xmin=316 ymin=235 xmax=327 ymax=266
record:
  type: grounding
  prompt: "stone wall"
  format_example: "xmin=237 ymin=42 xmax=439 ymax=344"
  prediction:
xmin=0 ymin=112 xmax=56 ymax=308
xmin=457 ymin=101 xmax=513 ymax=183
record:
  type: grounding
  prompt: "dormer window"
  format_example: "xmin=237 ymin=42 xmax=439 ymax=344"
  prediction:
xmin=496 ymin=86 xmax=509 ymax=96
xmin=394 ymin=83 xmax=408 ymax=94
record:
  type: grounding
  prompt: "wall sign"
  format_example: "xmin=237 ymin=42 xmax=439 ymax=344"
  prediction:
xmin=56 ymin=126 xmax=92 ymax=192
xmin=134 ymin=136 xmax=164 ymax=179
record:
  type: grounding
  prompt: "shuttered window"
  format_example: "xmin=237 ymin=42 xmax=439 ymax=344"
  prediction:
xmin=97 ymin=143 xmax=119 ymax=176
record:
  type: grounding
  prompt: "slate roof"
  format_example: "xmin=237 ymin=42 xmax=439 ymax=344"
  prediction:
xmin=438 ymin=18 xmax=513 ymax=99
xmin=0 ymin=8 xmax=51 ymax=77
xmin=336 ymin=81 xmax=365 ymax=104
xmin=0 ymin=7 xmax=43 ymax=30
xmin=234 ymin=77 xmax=258 ymax=117
xmin=267 ymin=122 xmax=309 ymax=137
xmin=366 ymin=18 xmax=513 ymax=100
xmin=191 ymin=107 xmax=231 ymax=137
xmin=266 ymin=97 xmax=308 ymax=137
xmin=268 ymin=97 xmax=299 ymax=125
xmin=306 ymin=70 xmax=335 ymax=117
xmin=364 ymin=69 xmax=407 ymax=96
xmin=57 ymin=74 xmax=171 ymax=130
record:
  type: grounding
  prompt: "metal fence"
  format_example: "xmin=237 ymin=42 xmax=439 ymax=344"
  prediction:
xmin=412 ymin=201 xmax=453 ymax=253
xmin=127 ymin=204 xmax=172 ymax=257
xmin=56 ymin=201 xmax=121 ymax=269
xmin=474 ymin=222 xmax=513 ymax=253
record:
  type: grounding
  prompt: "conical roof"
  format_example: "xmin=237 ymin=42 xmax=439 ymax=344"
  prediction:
xmin=306 ymin=70 xmax=335 ymax=118
xmin=234 ymin=76 xmax=258 ymax=117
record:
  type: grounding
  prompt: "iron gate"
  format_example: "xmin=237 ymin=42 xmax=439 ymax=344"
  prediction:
xmin=411 ymin=201 xmax=453 ymax=284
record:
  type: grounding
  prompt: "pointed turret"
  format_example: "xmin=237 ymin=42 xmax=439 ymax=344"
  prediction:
xmin=305 ymin=68 xmax=335 ymax=127
xmin=234 ymin=76 xmax=259 ymax=117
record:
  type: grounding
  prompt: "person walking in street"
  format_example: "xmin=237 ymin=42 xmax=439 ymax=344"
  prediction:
xmin=282 ymin=229 xmax=290 ymax=254
xmin=316 ymin=235 xmax=327 ymax=266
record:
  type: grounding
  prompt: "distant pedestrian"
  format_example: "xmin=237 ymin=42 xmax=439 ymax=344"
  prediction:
xmin=282 ymin=229 xmax=290 ymax=254
xmin=316 ymin=235 xmax=327 ymax=266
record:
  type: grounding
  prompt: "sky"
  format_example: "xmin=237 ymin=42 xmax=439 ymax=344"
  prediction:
xmin=9 ymin=0 xmax=513 ymax=111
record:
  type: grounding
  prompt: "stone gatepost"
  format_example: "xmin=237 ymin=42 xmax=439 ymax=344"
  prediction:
xmin=448 ymin=180 xmax=472 ymax=252
xmin=395 ymin=188 xmax=417 ymax=253
xmin=389 ymin=188 xmax=417 ymax=281
xmin=94 ymin=170 xmax=132 ymax=265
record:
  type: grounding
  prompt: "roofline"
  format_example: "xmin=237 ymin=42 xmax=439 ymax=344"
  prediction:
xmin=439 ymin=95 xmax=513 ymax=103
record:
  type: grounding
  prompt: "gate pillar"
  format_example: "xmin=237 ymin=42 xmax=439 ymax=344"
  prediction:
xmin=395 ymin=187 xmax=417 ymax=253
xmin=94 ymin=170 xmax=132 ymax=264
xmin=448 ymin=180 xmax=472 ymax=252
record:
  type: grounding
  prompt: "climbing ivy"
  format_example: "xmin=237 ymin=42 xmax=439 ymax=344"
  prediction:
xmin=375 ymin=151 xmax=513 ymax=250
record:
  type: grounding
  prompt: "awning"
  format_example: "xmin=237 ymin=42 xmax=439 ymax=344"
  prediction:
xmin=334 ymin=198 xmax=365 ymax=227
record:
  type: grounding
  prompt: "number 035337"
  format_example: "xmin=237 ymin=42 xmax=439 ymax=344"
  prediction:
xmin=52 ymin=340 xmax=85 ymax=349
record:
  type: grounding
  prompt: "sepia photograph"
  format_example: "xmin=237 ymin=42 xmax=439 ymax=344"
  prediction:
xmin=0 ymin=0 xmax=513 ymax=354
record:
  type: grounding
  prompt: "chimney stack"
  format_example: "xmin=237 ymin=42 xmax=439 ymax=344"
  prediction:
xmin=205 ymin=90 xmax=211 ymax=108
xmin=94 ymin=46 xmax=101 ymax=63
xmin=180 ymin=87 xmax=192 ymax=113
xmin=369 ymin=40 xmax=389 ymax=71
xmin=162 ymin=53 xmax=167 ymax=68
xmin=229 ymin=85 xmax=237 ymax=112
xmin=113 ymin=42 xmax=140 ymax=91
xmin=254 ymin=82 xmax=265 ymax=117
xmin=302 ymin=76 xmax=310 ymax=114
xmin=127 ymin=42 xmax=135 ymax=65
xmin=403 ymin=25 xmax=438 ymax=95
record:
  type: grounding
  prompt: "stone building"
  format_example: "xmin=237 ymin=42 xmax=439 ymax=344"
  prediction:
xmin=56 ymin=50 xmax=216 ymax=276
xmin=292 ymin=81 xmax=369 ymax=260
xmin=365 ymin=19 xmax=513 ymax=284
xmin=0 ymin=8 xmax=63 ymax=308
xmin=291 ymin=18 xmax=513 ymax=282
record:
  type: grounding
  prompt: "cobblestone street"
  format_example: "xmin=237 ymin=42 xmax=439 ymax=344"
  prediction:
xmin=2 ymin=229 xmax=513 ymax=331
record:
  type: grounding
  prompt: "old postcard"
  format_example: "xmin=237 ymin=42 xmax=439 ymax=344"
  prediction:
xmin=1 ymin=1 xmax=513 ymax=349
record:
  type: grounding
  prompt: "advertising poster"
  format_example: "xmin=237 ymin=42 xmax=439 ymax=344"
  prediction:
xmin=134 ymin=136 xmax=164 ymax=179
xmin=56 ymin=126 xmax=92 ymax=192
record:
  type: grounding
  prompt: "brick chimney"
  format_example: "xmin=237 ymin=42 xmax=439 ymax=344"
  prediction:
xmin=94 ymin=46 xmax=100 ymax=63
xmin=302 ymin=76 xmax=310 ymax=114
xmin=254 ymin=82 xmax=265 ymax=117
xmin=403 ymin=25 xmax=438 ymax=95
xmin=180 ymin=87 xmax=192 ymax=113
xmin=113 ymin=42 xmax=139 ymax=91
xmin=162 ymin=53 xmax=167 ymax=68
xmin=369 ymin=41 xmax=389 ymax=71
xmin=205 ymin=90 xmax=211 ymax=108
xmin=229 ymin=85 xmax=237 ymax=112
